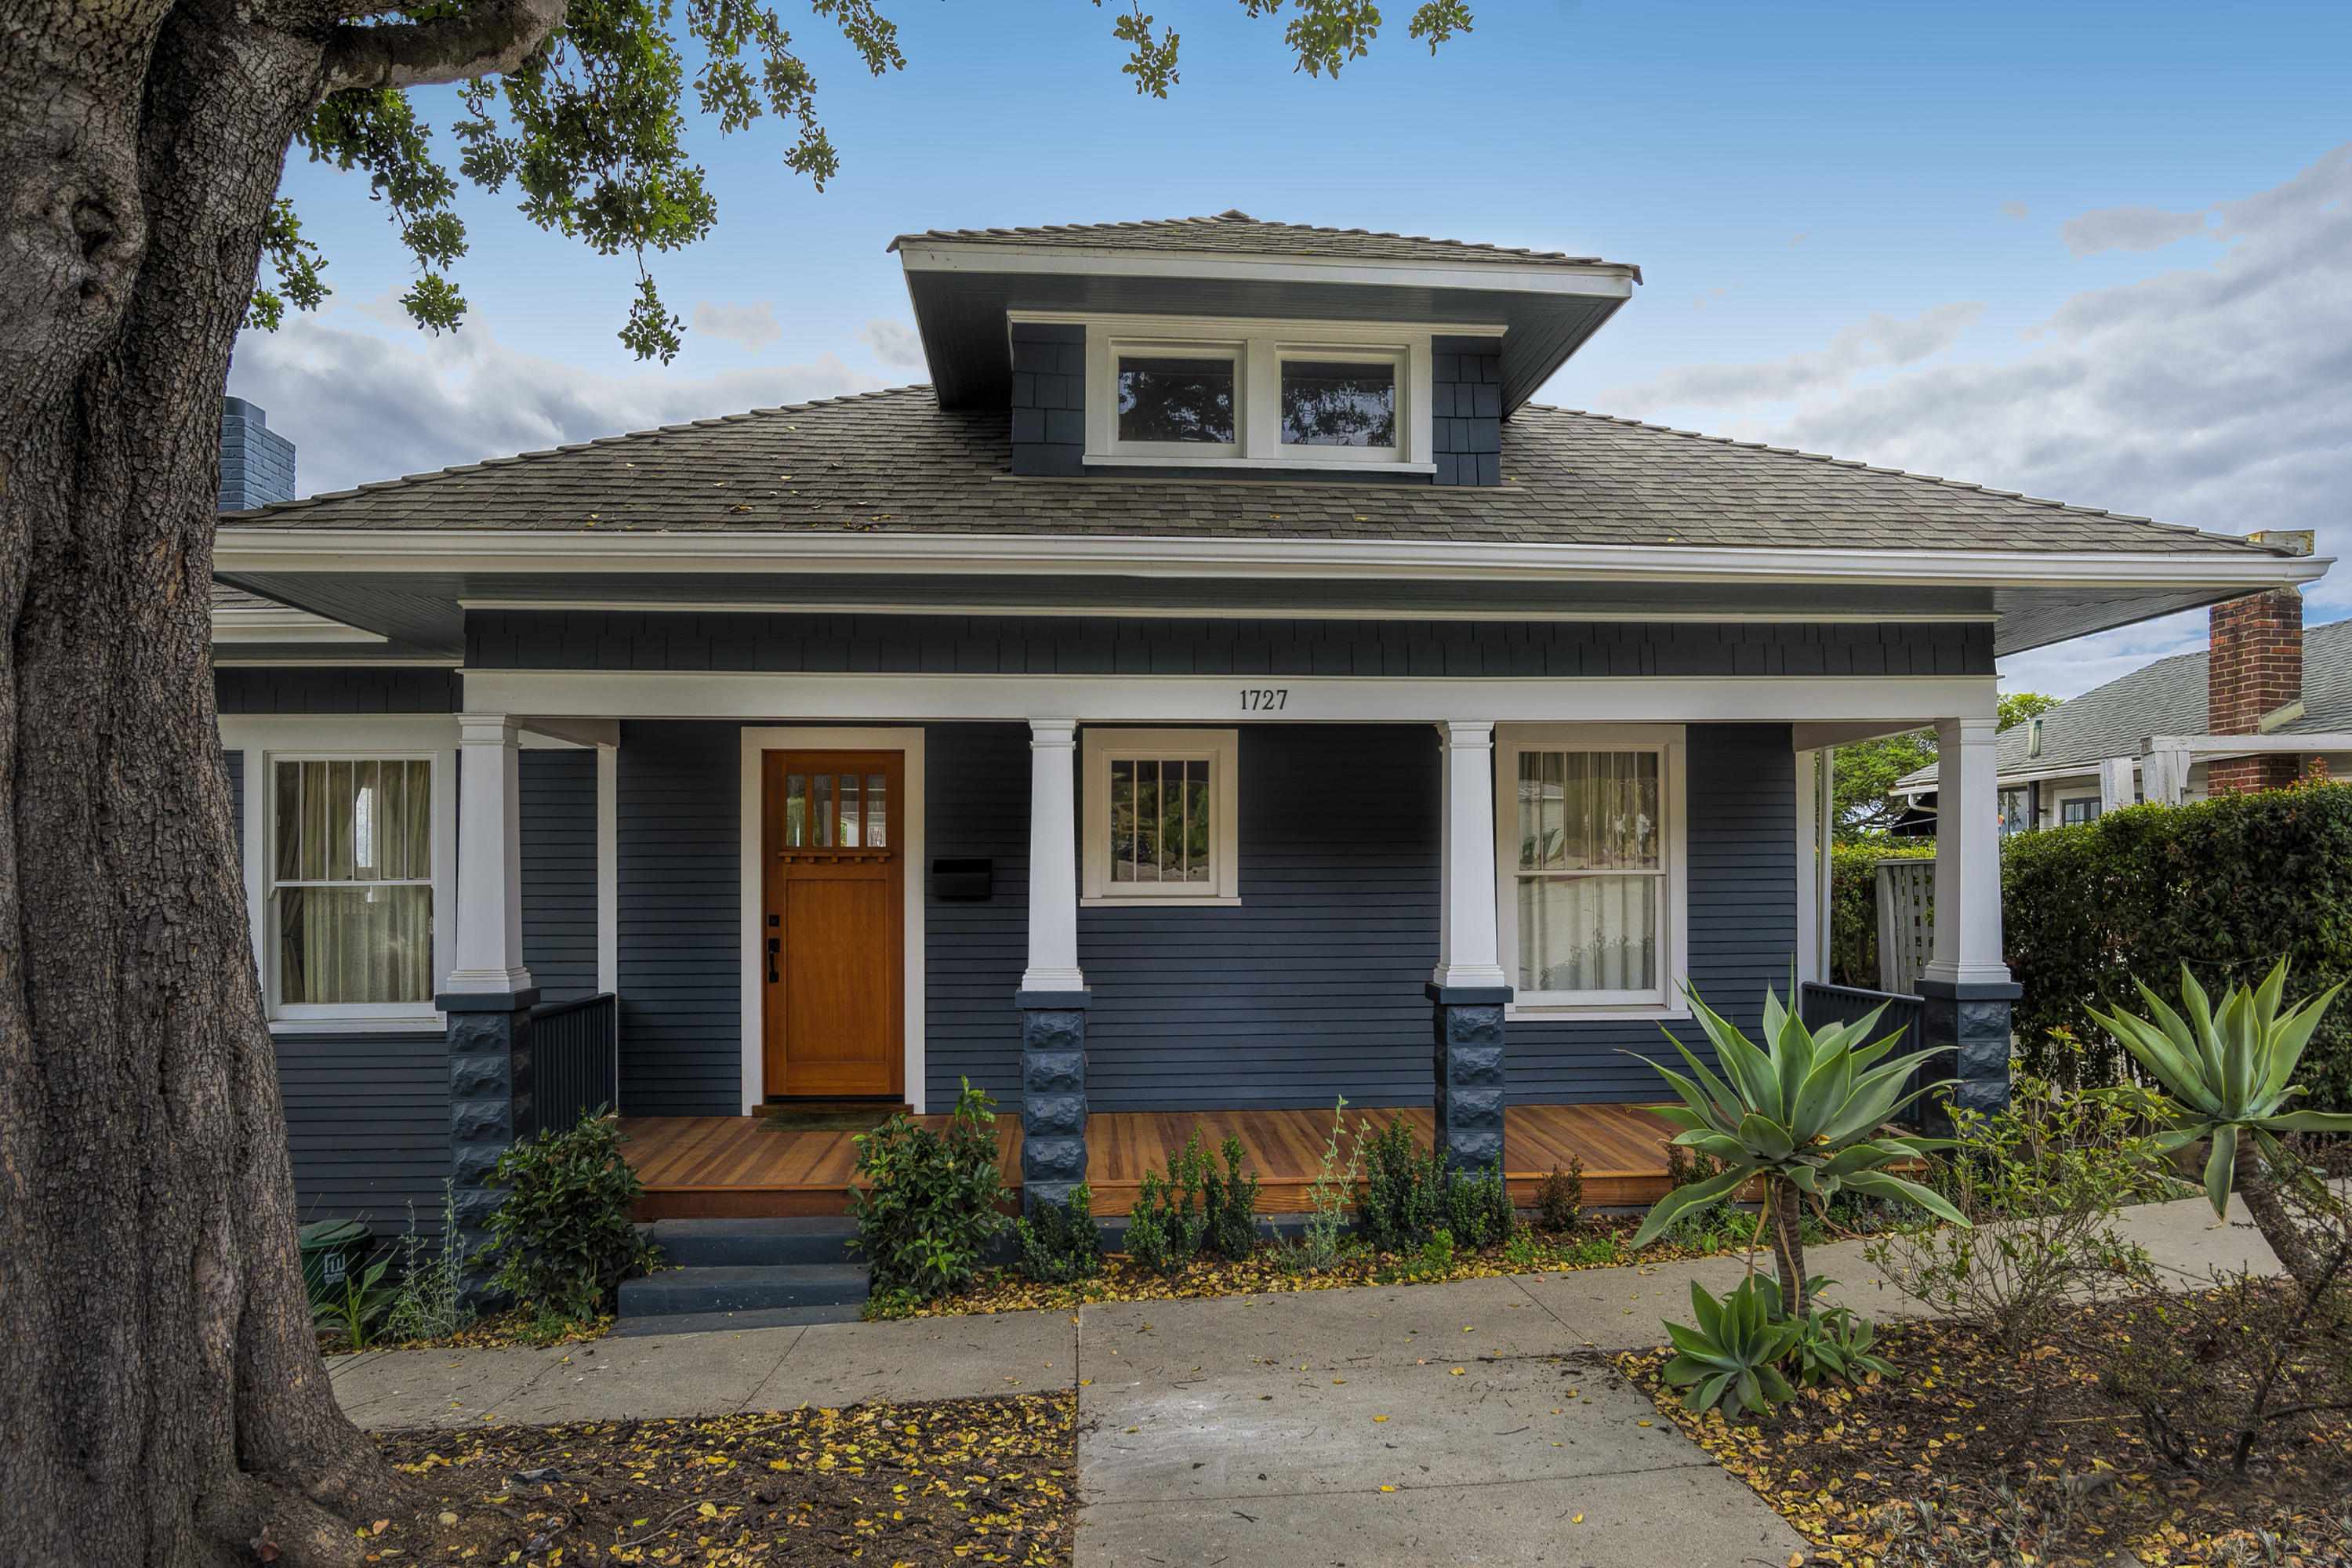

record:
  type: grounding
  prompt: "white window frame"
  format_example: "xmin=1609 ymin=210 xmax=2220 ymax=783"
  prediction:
xmin=220 ymin=716 xmax=459 ymax=1030
xmin=1037 ymin=310 xmax=1482 ymax=475
xmin=1494 ymin=724 xmax=1689 ymax=1019
xmin=1081 ymin=727 xmax=1240 ymax=906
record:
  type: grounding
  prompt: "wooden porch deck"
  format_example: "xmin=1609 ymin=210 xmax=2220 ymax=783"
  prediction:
xmin=620 ymin=1103 xmax=1683 ymax=1221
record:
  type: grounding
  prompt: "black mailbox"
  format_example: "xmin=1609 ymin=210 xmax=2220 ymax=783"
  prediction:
xmin=931 ymin=857 xmax=993 ymax=900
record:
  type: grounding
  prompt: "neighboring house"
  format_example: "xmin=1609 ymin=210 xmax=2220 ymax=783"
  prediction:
xmin=208 ymin=212 xmax=2323 ymax=1229
xmin=1893 ymin=577 xmax=2352 ymax=833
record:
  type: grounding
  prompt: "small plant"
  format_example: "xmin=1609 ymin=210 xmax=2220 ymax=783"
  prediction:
xmin=1563 ymin=1232 xmax=1627 ymax=1269
xmin=385 ymin=1178 xmax=475 ymax=1343
xmin=1503 ymin=1229 xmax=1548 ymax=1272
xmin=485 ymin=1111 xmax=658 ymax=1321
xmin=1124 ymin=1128 xmax=1214 ymax=1276
xmin=312 ymin=1249 xmax=400 ymax=1352
xmin=1202 ymin=1136 xmax=1263 ymax=1262
xmin=847 ymin=1079 xmax=1011 ymax=1301
xmin=1661 ymin=1276 xmax=1801 ymax=1417
xmin=1784 ymin=1301 xmax=1896 ymax=1388
xmin=859 ymin=1286 xmax=920 ymax=1322
xmin=1297 ymin=1098 xmax=1363 ymax=1271
xmin=1015 ymin=1184 xmax=1103 ymax=1284
xmin=1536 ymin=1157 xmax=1584 ymax=1233
xmin=1356 ymin=1115 xmax=1446 ymax=1251
xmin=1443 ymin=1157 xmax=1514 ymax=1250
xmin=1418 ymin=1227 xmax=1458 ymax=1276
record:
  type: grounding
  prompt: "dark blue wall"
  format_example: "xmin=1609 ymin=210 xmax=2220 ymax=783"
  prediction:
xmin=276 ymin=1029 xmax=451 ymax=1228
xmin=521 ymin=748 xmax=599 ymax=1002
xmin=615 ymin=720 xmax=742 ymax=1115
xmin=924 ymin=724 xmax=1033 ymax=1107
xmin=216 ymin=666 xmax=459 ymax=713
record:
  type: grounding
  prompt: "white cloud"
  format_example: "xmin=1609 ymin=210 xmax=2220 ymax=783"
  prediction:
xmin=1602 ymin=300 xmax=1983 ymax=415
xmin=226 ymin=299 xmax=884 ymax=495
xmin=2059 ymin=202 xmax=2212 ymax=258
xmin=2002 ymin=199 xmax=2031 ymax=220
xmin=855 ymin=318 xmax=925 ymax=368
xmin=690 ymin=299 xmax=782 ymax=354
xmin=1633 ymin=143 xmax=2352 ymax=699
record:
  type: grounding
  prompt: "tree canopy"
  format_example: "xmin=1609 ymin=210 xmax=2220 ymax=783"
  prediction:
xmin=1831 ymin=691 xmax=2061 ymax=841
xmin=254 ymin=0 xmax=1479 ymax=360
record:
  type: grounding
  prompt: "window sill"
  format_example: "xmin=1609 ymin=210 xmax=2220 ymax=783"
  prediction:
xmin=1080 ymin=895 xmax=1243 ymax=909
xmin=1083 ymin=453 xmax=1436 ymax=477
xmin=269 ymin=1014 xmax=445 ymax=1034
xmin=1505 ymin=1003 xmax=1692 ymax=1022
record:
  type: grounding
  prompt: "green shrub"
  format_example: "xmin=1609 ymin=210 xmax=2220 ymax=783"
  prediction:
xmin=1015 ymin=1184 xmax=1103 ymax=1284
xmin=846 ymin=1080 xmax=1011 ymax=1300
xmin=1355 ymin=1116 xmax=1446 ymax=1251
xmin=1535 ymin=1157 xmax=1584 ymax=1233
xmin=1444 ymin=1157 xmax=1515 ymax=1250
xmin=2003 ymin=779 xmax=2352 ymax=1109
xmin=485 ymin=1112 xmax=657 ymax=1320
xmin=1124 ymin=1128 xmax=1216 ymax=1276
xmin=1202 ymin=1136 xmax=1262 ymax=1261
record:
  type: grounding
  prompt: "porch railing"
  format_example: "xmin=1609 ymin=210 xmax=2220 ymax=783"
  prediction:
xmin=532 ymin=992 xmax=619 ymax=1137
xmin=1797 ymin=979 xmax=1931 ymax=1126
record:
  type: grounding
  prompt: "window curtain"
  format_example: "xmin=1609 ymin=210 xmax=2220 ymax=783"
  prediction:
xmin=1515 ymin=750 xmax=1662 ymax=993
xmin=274 ymin=757 xmax=433 ymax=1005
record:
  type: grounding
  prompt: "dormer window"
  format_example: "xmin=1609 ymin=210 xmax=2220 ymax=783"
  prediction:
xmin=1282 ymin=359 xmax=1396 ymax=448
xmin=1116 ymin=354 xmax=1237 ymax=448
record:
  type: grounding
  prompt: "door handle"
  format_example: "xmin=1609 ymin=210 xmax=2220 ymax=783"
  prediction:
xmin=767 ymin=935 xmax=779 ymax=983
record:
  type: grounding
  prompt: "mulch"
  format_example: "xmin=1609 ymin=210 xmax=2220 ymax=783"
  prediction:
xmin=361 ymin=1393 xmax=1077 ymax=1565
xmin=1617 ymin=1295 xmax=2352 ymax=1567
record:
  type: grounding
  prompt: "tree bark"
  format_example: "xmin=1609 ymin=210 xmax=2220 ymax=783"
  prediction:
xmin=2233 ymin=1132 xmax=2321 ymax=1291
xmin=1767 ymin=1175 xmax=1809 ymax=1318
xmin=0 ymin=0 xmax=545 ymax=1560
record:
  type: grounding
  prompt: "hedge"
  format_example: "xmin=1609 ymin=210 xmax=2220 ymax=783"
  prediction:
xmin=2002 ymin=779 xmax=2352 ymax=1109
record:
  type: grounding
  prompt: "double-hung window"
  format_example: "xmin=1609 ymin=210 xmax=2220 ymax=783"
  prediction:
xmin=270 ymin=757 xmax=436 ymax=1012
xmin=1080 ymin=728 xmax=1240 ymax=904
xmin=1495 ymin=728 xmax=1686 ymax=1014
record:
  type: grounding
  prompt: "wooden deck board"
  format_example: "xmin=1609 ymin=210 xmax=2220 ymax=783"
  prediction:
xmin=620 ymin=1103 xmax=1683 ymax=1220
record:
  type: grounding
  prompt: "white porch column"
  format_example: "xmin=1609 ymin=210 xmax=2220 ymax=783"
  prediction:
xmin=1432 ymin=720 xmax=1508 ymax=992
xmin=445 ymin=714 xmax=534 ymax=997
xmin=1924 ymin=717 xmax=2009 ymax=988
xmin=2097 ymin=756 xmax=2135 ymax=816
xmin=1020 ymin=719 xmax=1085 ymax=993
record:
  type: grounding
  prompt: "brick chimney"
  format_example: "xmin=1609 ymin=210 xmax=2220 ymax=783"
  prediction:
xmin=2205 ymin=530 xmax=2313 ymax=794
xmin=218 ymin=397 xmax=295 ymax=512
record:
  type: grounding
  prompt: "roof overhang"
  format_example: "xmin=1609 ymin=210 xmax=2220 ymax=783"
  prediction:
xmin=212 ymin=528 xmax=2327 ymax=666
xmin=892 ymin=240 xmax=1640 ymax=413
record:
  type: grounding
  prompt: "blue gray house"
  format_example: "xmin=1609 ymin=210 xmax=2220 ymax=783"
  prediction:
xmin=210 ymin=212 xmax=2325 ymax=1232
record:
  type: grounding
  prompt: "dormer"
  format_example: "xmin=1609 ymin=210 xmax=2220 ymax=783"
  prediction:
xmin=887 ymin=212 xmax=1641 ymax=486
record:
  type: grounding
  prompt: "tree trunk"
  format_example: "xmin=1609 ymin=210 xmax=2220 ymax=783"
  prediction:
xmin=0 ymin=5 xmax=408 ymax=1563
xmin=2233 ymin=1131 xmax=2321 ymax=1291
xmin=1767 ymin=1175 xmax=1809 ymax=1318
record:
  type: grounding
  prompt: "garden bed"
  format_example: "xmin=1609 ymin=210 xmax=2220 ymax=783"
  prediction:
xmin=358 ymin=1392 xmax=1076 ymax=1565
xmin=1617 ymin=1293 xmax=2352 ymax=1567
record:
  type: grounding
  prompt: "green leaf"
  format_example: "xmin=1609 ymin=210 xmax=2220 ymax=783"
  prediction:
xmin=1838 ymin=1171 xmax=1970 ymax=1229
xmin=2262 ymin=1109 xmax=2352 ymax=1134
xmin=2203 ymin=1123 xmax=2239 ymax=1218
xmin=1630 ymin=1168 xmax=1751 ymax=1248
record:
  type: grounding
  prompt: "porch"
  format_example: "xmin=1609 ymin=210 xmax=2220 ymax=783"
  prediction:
xmin=619 ymin=1102 xmax=1686 ymax=1221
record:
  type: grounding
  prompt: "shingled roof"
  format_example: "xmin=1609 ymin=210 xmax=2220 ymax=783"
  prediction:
xmin=888 ymin=210 xmax=1627 ymax=273
xmin=216 ymin=386 xmax=2280 ymax=558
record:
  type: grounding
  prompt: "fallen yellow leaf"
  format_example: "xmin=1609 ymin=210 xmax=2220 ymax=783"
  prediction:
xmin=1450 ymin=1367 xmax=1465 ymax=1376
xmin=1378 ymin=1485 xmax=1396 ymax=1493
xmin=1374 ymin=1416 xmax=1388 ymax=1422
xmin=1572 ymin=1514 xmax=1584 ymax=1524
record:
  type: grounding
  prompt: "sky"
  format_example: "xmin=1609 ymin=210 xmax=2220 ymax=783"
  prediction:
xmin=226 ymin=0 xmax=2352 ymax=699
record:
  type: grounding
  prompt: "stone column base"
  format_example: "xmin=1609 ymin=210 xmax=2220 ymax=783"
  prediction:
xmin=1015 ymin=989 xmax=1090 ymax=1214
xmin=1426 ymin=983 xmax=1509 ymax=1171
xmin=1915 ymin=978 xmax=2018 ymax=1137
xmin=440 ymin=988 xmax=539 ymax=1299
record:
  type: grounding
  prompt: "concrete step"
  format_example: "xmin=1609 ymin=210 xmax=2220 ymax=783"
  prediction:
xmin=645 ymin=1217 xmax=861 ymax=1269
xmin=619 ymin=1262 xmax=870 ymax=1317
xmin=610 ymin=1302 xmax=865 ymax=1337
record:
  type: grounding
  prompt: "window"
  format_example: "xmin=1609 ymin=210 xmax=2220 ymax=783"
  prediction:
xmin=1081 ymin=728 xmax=1239 ymax=903
xmin=2026 ymin=717 xmax=2045 ymax=759
xmin=271 ymin=757 xmax=434 ymax=1009
xmin=1281 ymin=359 xmax=1396 ymax=448
xmin=781 ymin=768 xmax=888 ymax=846
xmin=1495 ymin=728 xmax=1685 ymax=1013
xmin=1998 ymin=787 xmax=2033 ymax=837
xmin=1117 ymin=357 xmax=1236 ymax=445
xmin=2060 ymin=797 xmax=2100 ymax=826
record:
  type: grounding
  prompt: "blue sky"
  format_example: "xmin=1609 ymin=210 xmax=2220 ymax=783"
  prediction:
xmin=230 ymin=0 xmax=2352 ymax=697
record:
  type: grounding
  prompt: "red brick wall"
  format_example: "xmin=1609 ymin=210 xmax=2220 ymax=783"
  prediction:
xmin=2207 ymin=587 xmax=2303 ymax=793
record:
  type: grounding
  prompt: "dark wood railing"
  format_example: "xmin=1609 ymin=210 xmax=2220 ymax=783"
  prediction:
xmin=532 ymin=992 xmax=619 ymax=1137
xmin=1798 ymin=979 xmax=1932 ymax=1126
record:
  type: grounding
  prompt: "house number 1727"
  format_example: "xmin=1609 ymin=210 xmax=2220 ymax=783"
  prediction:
xmin=1240 ymin=688 xmax=1289 ymax=710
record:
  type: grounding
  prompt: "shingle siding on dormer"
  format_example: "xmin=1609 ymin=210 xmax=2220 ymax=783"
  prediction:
xmin=1009 ymin=322 xmax=1086 ymax=477
xmin=1432 ymin=336 xmax=1503 ymax=487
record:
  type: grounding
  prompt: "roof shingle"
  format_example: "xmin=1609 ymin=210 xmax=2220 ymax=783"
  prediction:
xmin=887 ymin=210 xmax=1624 ymax=271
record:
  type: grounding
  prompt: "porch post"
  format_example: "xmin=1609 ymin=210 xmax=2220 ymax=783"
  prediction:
xmin=1015 ymin=719 xmax=1088 ymax=1214
xmin=1426 ymin=721 xmax=1508 ymax=1173
xmin=441 ymin=714 xmax=539 ymax=1289
xmin=1918 ymin=716 xmax=2016 ymax=1127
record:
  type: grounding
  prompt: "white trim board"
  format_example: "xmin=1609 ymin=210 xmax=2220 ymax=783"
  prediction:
xmin=895 ymin=241 xmax=1640 ymax=299
xmin=454 ymin=598 xmax=2002 ymax=626
xmin=467 ymin=670 xmax=2001 ymax=727
xmin=736 ymin=726 xmax=928 ymax=1116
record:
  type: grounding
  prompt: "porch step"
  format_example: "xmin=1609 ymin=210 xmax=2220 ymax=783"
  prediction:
xmin=647 ymin=1217 xmax=861 ymax=1269
xmin=619 ymin=1262 xmax=869 ymax=1318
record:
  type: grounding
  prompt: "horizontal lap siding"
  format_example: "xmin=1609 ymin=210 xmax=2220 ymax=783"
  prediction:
xmin=618 ymin=721 xmax=741 ymax=1115
xmin=274 ymin=1030 xmax=449 ymax=1227
xmin=215 ymin=666 xmax=460 ymax=713
xmin=924 ymin=724 xmax=1031 ymax=1109
xmin=1506 ymin=723 xmax=1798 ymax=1101
xmin=1082 ymin=725 xmax=1442 ymax=1112
xmin=521 ymin=749 xmax=599 ymax=1001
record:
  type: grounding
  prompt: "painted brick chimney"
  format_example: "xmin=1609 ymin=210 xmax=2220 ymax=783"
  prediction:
xmin=218 ymin=397 xmax=295 ymax=512
xmin=2205 ymin=530 xmax=2313 ymax=794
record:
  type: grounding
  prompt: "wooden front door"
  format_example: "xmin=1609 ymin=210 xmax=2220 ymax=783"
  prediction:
xmin=761 ymin=750 xmax=905 ymax=1098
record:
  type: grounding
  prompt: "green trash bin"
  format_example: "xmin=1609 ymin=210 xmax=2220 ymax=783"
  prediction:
xmin=299 ymin=1219 xmax=374 ymax=1310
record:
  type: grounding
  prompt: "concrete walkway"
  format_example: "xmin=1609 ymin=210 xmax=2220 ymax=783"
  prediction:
xmin=329 ymin=1194 xmax=2283 ymax=1566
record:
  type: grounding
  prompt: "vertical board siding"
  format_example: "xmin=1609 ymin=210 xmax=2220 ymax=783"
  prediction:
xmin=616 ymin=720 xmax=742 ymax=1115
xmin=274 ymin=1029 xmax=450 ymax=1228
xmin=521 ymin=748 xmax=599 ymax=1001
xmin=923 ymin=724 xmax=1033 ymax=1109
xmin=1080 ymin=725 xmax=1443 ymax=1112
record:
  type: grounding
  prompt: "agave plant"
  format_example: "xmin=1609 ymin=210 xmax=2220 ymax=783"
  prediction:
xmin=2088 ymin=961 xmax=2350 ymax=1290
xmin=1661 ymin=1276 xmax=1801 ymax=1416
xmin=1629 ymin=985 xmax=1968 ymax=1316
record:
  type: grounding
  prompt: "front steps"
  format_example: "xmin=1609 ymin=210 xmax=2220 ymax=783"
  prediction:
xmin=619 ymin=1217 xmax=869 ymax=1327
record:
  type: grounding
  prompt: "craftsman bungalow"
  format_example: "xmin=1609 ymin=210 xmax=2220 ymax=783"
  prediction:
xmin=210 ymin=213 xmax=2325 ymax=1232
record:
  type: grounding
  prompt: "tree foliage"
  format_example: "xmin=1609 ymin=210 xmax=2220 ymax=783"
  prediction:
xmin=256 ymin=0 xmax=1479 ymax=360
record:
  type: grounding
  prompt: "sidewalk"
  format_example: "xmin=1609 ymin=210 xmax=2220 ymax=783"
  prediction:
xmin=330 ymin=1194 xmax=2282 ymax=1566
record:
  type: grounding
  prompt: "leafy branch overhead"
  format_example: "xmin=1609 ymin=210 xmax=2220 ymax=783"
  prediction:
xmin=251 ymin=0 xmax=1475 ymax=358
